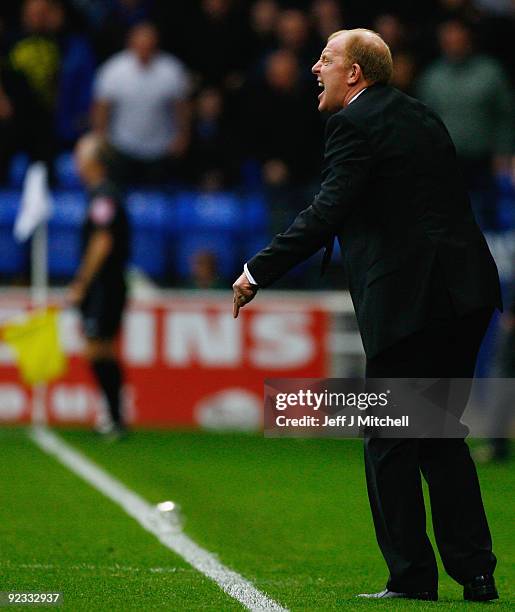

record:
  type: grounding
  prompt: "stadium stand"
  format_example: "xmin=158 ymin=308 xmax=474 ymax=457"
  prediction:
xmin=126 ymin=190 xmax=169 ymax=280
xmin=174 ymin=191 xmax=249 ymax=280
xmin=0 ymin=189 xmax=28 ymax=276
xmin=48 ymin=190 xmax=87 ymax=278
xmin=54 ymin=151 xmax=83 ymax=189
xmin=0 ymin=0 xmax=512 ymax=290
xmin=8 ymin=153 xmax=30 ymax=189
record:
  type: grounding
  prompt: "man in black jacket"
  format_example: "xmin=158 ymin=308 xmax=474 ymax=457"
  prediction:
xmin=233 ymin=29 xmax=502 ymax=602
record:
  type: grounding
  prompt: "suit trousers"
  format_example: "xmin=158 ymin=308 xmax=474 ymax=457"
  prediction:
xmin=364 ymin=308 xmax=497 ymax=592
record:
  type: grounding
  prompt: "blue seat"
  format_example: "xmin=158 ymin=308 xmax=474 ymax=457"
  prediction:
xmin=171 ymin=191 xmax=245 ymax=281
xmin=8 ymin=154 xmax=30 ymax=188
xmin=240 ymin=232 xmax=269 ymax=263
xmin=174 ymin=191 xmax=240 ymax=232
xmin=241 ymin=193 xmax=267 ymax=232
xmin=126 ymin=190 xmax=170 ymax=280
xmin=0 ymin=189 xmax=28 ymax=275
xmin=48 ymin=190 xmax=87 ymax=278
xmin=55 ymin=151 xmax=82 ymax=189
xmin=175 ymin=232 xmax=237 ymax=281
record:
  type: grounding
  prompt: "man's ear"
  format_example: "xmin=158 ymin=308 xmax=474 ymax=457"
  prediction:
xmin=348 ymin=62 xmax=361 ymax=85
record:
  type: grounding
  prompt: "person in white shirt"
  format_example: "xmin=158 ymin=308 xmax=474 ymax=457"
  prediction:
xmin=92 ymin=22 xmax=191 ymax=184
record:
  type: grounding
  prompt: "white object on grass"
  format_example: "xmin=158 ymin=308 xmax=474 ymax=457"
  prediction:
xmin=30 ymin=426 xmax=288 ymax=612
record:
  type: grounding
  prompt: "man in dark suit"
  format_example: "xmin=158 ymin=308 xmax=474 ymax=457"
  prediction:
xmin=232 ymin=29 xmax=502 ymax=602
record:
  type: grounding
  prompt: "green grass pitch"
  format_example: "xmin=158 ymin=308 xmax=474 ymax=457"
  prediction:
xmin=0 ymin=427 xmax=513 ymax=610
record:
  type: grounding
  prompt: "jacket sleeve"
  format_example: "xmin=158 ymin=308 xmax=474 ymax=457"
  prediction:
xmin=247 ymin=112 xmax=372 ymax=287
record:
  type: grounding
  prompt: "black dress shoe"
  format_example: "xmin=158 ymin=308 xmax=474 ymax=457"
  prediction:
xmin=463 ymin=574 xmax=498 ymax=601
xmin=357 ymin=589 xmax=438 ymax=601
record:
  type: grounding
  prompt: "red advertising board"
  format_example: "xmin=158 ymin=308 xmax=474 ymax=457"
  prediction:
xmin=0 ymin=292 xmax=329 ymax=429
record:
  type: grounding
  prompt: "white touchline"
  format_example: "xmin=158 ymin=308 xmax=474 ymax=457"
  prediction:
xmin=30 ymin=426 xmax=287 ymax=612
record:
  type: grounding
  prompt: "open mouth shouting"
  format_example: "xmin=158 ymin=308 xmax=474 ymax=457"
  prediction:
xmin=318 ymin=79 xmax=325 ymax=100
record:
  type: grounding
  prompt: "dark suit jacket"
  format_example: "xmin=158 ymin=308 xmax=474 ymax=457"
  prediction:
xmin=247 ymin=84 xmax=502 ymax=358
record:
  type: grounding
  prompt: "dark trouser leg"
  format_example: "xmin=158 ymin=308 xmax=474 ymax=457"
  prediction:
xmin=91 ymin=358 xmax=123 ymax=426
xmin=364 ymin=308 xmax=496 ymax=590
xmin=364 ymin=437 xmax=438 ymax=591
xmin=419 ymin=438 xmax=496 ymax=584
xmin=418 ymin=309 xmax=496 ymax=583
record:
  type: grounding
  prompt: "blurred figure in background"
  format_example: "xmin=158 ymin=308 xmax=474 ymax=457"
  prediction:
xmin=188 ymin=250 xmax=224 ymax=289
xmin=374 ymin=14 xmax=421 ymax=95
xmin=187 ymin=86 xmax=238 ymax=191
xmin=311 ymin=0 xmax=343 ymax=45
xmin=5 ymin=0 xmax=95 ymax=175
xmin=247 ymin=0 xmax=280 ymax=65
xmin=417 ymin=19 xmax=514 ymax=230
xmin=92 ymin=22 xmax=191 ymax=186
xmin=244 ymin=49 xmax=322 ymax=234
xmin=187 ymin=0 xmax=251 ymax=88
xmin=7 ymin=0 xmax=60 ymax=173
xmin=472 ymin=0 xmax=515 ymax=81
xmin=0 ymin=48 xmax=36 ymax=183
xmin=67 ymin=133 xmax=130 ymax=438
xmin=374 ymin=13 xmax=408 ymax=55
xmin=391 ymin=51 xmax=417 ymax=94
xmin=275 ymin=9 xmax=318 ymax=73
xmin=47 ymin=0 xmax=95 ymax=148
xmin=434 ymin=0 xmax=515 ymax=79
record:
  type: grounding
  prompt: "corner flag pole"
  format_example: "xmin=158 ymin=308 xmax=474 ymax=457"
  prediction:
xmin=31 ymin=220 xmax=49 ymax=426
xmin=31 ymin=222 xmax=48 ymax=306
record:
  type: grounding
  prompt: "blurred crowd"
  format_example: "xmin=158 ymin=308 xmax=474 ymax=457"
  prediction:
xmin=0 ymin=0 xmax=514 ymax=284
xmin=0 ymin=0 xmax=514 ymax=190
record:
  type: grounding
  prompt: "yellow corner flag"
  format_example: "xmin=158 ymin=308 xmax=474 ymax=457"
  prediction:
xmin=1 ymin=308 xmax=68 ymax=385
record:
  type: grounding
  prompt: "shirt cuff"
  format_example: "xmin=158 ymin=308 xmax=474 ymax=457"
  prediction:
xmin=244 ymin=263 xmax=258 ymax=286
